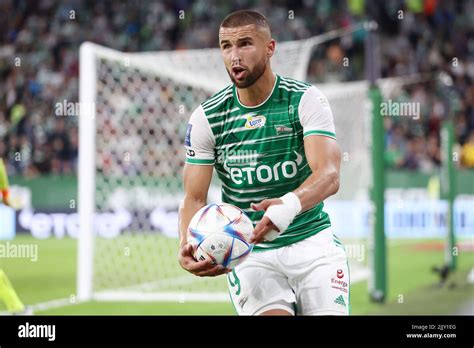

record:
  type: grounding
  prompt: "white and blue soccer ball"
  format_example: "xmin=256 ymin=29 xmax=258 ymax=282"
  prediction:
xmin=187 ymin=203 xmax=254 ymax=269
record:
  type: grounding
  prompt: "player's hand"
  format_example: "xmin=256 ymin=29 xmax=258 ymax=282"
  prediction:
xmin=178 ymin=243 xmax=231 ymax=277
xmin=249 ymin=198 xmax=282 ymax=244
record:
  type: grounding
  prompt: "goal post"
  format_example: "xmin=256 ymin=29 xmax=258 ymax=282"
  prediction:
xmin=77 ymin=42 xmax=229 ymax=302
xmin=77 ymin=42 xmax=97 ymax=301
xmin=364 ymin=21 xmax=387 ymax=303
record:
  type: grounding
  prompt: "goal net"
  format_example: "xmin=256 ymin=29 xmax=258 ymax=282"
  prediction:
xmin=77 ymin=25 xmax=403 ymax=302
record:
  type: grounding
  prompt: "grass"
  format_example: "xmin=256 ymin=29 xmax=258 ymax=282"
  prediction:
xmin=1 ymin=235 xmax=472 ymax=315
xmin=350 ymin=239 xmax=474 ymax=315
xmin=36 ymin=301 xmax=235 ymax=315
xmin=369 ymin=269 xmax=474 ymax=315
xmin=0 ymin=236 xmax=76 ymax=304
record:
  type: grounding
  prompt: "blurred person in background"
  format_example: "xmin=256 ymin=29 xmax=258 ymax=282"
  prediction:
xmin=461 ymin=130 xmax=474 ymax=168
xmin=0 ymin=157 xmax=29 ymax=314
xmin=0 ymin=0 xmax=472 ymax=175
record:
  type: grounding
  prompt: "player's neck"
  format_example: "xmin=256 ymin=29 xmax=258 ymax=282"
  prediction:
xmin=236 ymin=69 xmax=276 ymax=107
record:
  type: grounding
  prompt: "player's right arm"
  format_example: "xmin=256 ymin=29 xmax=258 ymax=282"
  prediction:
xmin=178 ymin=106 xmax=230 ymax=277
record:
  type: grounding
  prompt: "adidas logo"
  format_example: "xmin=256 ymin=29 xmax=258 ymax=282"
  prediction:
xmin=238 ymin=296 xmax=248 ymax=309
xmin=334 ymin=295 xmax=346 ymax=307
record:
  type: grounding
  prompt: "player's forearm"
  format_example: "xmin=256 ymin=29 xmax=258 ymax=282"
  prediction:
xmin=293 ymin=165 xmax=340 ymax=212
xmin=255 ymin=165 xmax=339 ymax=238
xmin=178 ymin=196 xmax=207 ymax=247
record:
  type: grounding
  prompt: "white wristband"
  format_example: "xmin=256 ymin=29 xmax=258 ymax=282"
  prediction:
xmin=280 ymin=192 xmax=302 ymax=215
xmin=262 ymin=192 xmax=302 ymax=241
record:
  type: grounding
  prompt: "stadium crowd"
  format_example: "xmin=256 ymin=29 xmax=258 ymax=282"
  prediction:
xmin=0 ymin=0 xmax=473 ymax=176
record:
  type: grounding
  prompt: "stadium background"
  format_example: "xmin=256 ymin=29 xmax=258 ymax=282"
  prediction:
xmin=0 ymin=0 xmax=473 ymax=315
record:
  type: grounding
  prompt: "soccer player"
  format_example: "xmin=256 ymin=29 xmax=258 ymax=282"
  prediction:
xmin=0 ymin=157 xmax=28 ymax=314
xmin=178 ymin=10 xmax=349 ymax=315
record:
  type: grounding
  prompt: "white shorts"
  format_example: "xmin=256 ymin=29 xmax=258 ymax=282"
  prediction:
xmin=227 ymin=228 xmax=350 ymax=315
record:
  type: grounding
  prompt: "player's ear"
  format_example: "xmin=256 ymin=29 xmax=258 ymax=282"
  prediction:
xmin=266 ymin=39 xmax=276 ymax=59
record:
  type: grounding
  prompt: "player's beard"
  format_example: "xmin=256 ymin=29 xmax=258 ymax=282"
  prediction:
xmin=227 ymin=56 xmax=267 ymax=89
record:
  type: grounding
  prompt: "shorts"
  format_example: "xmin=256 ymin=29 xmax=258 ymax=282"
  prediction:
xmin=227 ymin=227 xmax=350 ymax=315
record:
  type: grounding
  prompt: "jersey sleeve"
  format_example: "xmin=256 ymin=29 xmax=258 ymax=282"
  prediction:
xmin=298 ymin=86 xmax=336 ymax=139
xmin=184 ymin=105 xmax=215 ymax=165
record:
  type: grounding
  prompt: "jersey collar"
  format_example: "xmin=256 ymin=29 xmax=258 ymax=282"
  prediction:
xmin=233 ymin=74 xmax=280 ymax=112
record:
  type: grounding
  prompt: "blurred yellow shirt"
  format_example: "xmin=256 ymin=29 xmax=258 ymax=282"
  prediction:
xmin=0 ymin=158 xmax=9 ymax=190
xmin=461 ymin=143 xmax=474 ymax=168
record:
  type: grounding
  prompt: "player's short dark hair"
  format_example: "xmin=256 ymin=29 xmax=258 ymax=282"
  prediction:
xmin=220 ymin=10 xmax=271 ymax=33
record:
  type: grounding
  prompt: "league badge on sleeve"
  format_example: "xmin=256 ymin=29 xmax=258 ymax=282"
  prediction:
xmin=185 ymin=124 xmax=192 ymax=146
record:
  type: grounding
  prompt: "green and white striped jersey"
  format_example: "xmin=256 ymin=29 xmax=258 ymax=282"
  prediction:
xmin=185 ymin=74 xmax=336 ymax=251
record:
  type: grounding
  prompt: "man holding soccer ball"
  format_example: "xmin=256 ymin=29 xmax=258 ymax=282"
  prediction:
xmin=178 ymin=10 xmax=349 ymax=315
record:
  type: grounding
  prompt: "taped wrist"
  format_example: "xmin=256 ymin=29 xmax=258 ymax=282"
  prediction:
xmin=263 ymin=192 xmax=302 ymax=241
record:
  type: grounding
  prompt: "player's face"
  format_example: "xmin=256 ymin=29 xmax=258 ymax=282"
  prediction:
xmin=219 ymin=25 xmax=273 ymax=88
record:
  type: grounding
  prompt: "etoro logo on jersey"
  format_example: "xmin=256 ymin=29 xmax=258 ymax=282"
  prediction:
xmin=224 ymin=150 xmax=303 ymax=186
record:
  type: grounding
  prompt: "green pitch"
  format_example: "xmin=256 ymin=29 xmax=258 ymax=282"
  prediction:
xmin=0 ymin=235 xmax=473 ymax=315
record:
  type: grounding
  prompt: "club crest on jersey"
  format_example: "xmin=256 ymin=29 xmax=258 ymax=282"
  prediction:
xmin=245 ymin=115 xmax=266 ymax=129
xmin=275 ymin=125 xmax=293 ymax=134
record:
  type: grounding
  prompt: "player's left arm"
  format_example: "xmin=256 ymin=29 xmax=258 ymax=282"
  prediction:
xmin=250 ymin=136 xmax=341 ymax=243
xmin=251 ymin=86 xmax=340 ymax=244
xmin=295 ymin=135 xmax=341 ymax=208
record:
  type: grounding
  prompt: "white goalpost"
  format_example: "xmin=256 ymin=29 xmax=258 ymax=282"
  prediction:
xmin=76 ymin=25 xmax=403 ymax=302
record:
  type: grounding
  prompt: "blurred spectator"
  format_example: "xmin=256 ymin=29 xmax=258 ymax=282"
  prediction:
xmin=0 ymin=0 xmax=473 ymax=175
xmin=461 ymin=130 xmax=474 ymax=168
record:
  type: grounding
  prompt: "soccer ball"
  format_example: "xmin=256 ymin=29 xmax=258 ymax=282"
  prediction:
xmin=187 ymin=203 xmax=254 ymax=269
